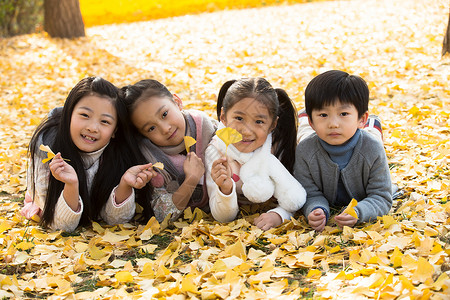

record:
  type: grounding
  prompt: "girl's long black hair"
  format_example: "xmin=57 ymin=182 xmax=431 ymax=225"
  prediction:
xmin=29 ymin=77 xmax=153 ymax=228
xmin=216 ymin=78 xmax=298 ymax=173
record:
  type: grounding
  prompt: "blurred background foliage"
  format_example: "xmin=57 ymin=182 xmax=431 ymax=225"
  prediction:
xmin=0 ymin=0 xmax=324 ymax=37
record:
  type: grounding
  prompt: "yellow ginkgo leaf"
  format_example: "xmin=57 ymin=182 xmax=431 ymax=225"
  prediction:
xmin=152 ymin=162 xmax=164 ymax=170
xmin=15 ymin=241 xmax=34 ymax=251
xmin=343 ymin=198 xmax=358 ymax=219
xmin=216 ymin=127 xmax=242 ymax=148
xmin=39 ymin=144 xmax=56 ymax=163
xmin=115 ymin=271 xmax=133 ymax=283
xmin=184 ymin=136 xmax=196 ymax=153
xmin=39 ymin=144 xmax=70 ymax=163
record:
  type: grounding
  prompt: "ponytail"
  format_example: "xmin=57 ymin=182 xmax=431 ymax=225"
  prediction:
xmin=216 ymin=80 xmax=236 ymax=120
xmin=273 ymin=88 xmax=298 ymax=174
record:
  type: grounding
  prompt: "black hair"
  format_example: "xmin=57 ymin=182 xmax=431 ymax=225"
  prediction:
xmin=304 ymin=70 xmax=369 ymax=119
xmin=29 ymin=77 xmax=153 ymax=228
xmin=217 ymin=78 xmax=298 ymax=173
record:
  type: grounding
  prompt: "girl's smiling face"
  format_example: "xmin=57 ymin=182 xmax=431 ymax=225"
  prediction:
xmin=131 ymin=96 xmax=186 ymax=147
xmin=70 ymin=95 xmax=117 ymax=152
xmin=221 ymin=97 xmax=276 ymax=153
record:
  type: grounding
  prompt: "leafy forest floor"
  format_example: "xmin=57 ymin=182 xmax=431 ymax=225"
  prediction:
xmin=0 ymin=0 xmax=449 ymax=298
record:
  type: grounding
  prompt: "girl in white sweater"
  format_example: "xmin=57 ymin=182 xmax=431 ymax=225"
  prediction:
xmin=206 ymin=78 xmax=306 ymax=230
xmin=23 ymin=77 xmax=156 ymax=232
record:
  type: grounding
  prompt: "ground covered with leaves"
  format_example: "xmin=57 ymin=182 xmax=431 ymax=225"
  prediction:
xmin=0 ymin=0 xmax=449 ymax=298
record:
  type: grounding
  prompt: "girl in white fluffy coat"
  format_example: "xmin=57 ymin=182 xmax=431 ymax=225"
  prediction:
xmin=206 ymin=78 xmax=306 ymax=230
xmin=23 ymin=77 xmax=155 ymax=232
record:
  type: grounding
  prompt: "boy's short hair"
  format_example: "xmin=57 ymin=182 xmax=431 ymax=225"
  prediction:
xmin=305 ymin=70 xmax=369 ymax=118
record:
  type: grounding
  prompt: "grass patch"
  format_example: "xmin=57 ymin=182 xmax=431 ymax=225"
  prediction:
xmin=73 ymin=273 xmax=98 ymax=293
xmin=22 ymin=291 xmax=49 ymax=299
xmin=0 ymin=264 xmax=27 ymax=276
xmin=148 ymin=234 xmax=174 ymax=250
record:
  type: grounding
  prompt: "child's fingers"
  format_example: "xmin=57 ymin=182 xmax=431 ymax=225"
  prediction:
xmin=212 ymin=157 xmax=227 ymax=168
xmin=134 ymin=176 xmax=145 ymax=188
xmin=309 ymin=212 xmax=325 ymax=222
xmin=141 ymin=169 xmax=154 ymax=179
xmin=214 ymin=174 xmax=229 ymax=185
xmin=187 ymin=152 xmax=198 ymax=159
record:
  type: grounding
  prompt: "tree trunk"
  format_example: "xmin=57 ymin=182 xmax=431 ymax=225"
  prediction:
xmin=44 ymin=0 xmax=85 ymax=38
xmin=443 ymin=9 xmax=450 ymax=56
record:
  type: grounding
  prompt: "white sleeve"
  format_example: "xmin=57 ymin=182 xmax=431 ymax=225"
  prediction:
xmin=28 ymin=153 xmax=83 ymax=232
xmin=205 ymin=143 xmax=239 ymax=223
xmin=51 ymin=193 xmax=83 ymax=232
xmin=27 ymin=154 xmax=50 ymax=212
xmin=101 ymin=186 xmax=136 ymax=225
xmin=268 ymin=206 xmax=293 ymax=222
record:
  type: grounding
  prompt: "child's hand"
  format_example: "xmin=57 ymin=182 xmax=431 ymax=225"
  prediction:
xmin=121 ymin=163 xmax=157 ymax=189
xmin=49 ymin=153 xmax=78 ymax=185
xmin=334 ymin=213 xmax=358 ymax=228
xmin=254 ymin=212 xmax=283 ymax=230
xmin=211 ymin=156 xmax=233 ymax=195
xmin=183 ymin=152 xmax=205 ymax=183
xmin=308 ymin=208 xmax=326 ymax=232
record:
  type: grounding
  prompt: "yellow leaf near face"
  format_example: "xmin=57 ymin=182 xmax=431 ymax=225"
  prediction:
xmin=39 ymin=144 xmax=55 ymax=163
xmin=39 ymin=144 xmax=70 ymax=163
xmin=342 ymin=199 xmax=358 ymax=219
xmin=115 ymin=271 xmax=133 ymax=283
xmin=184 ymin=136 xmax=197 ymax=153
xmin=152 ymin=162 xmax=164 ymax=170
xmin=216 ymin=127 xmax=243 ymax=148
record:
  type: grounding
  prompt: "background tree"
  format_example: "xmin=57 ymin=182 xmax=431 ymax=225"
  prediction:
xmin=0 ymin=0 xmax=42 ymax=37
xmin=443 ymin=8 xmax=450 ymax=56
xmin=44 ymin=0 xmax=85 ymax=38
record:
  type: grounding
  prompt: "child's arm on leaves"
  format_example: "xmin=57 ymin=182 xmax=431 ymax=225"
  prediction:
xmin=308 ymin=208 xmax=327 ymax=232
xmin=254 ymin=212 xmax=283 ymax=230
xmin=171 ymin=152 xmax=205 ymax=210
xmin=49 ymin=153 xmax=80 ymax=211
xmin=115 ymin=162 xmax=156 ymax=204
xmin=334 ymin=213 xmax=358 ymax=228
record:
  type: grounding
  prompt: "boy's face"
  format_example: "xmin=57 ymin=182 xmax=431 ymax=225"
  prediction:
xmin=309 ymin=101 xmax=368 ymax=146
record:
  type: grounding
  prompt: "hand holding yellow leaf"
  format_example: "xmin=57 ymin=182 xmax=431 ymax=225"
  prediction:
xmin=342 ymin=198 xmax=358 ymax=219
xmin=184 ymin=136 xmax=196 ymax=153
xmin=216 ymin=127 xmax=242 ymax=150
xmin=39 ymin=144 xmax=70 ymax=163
